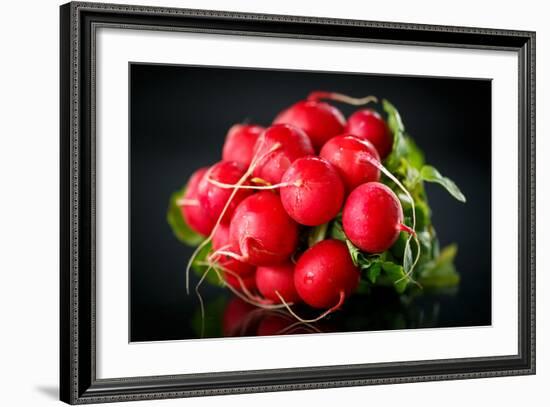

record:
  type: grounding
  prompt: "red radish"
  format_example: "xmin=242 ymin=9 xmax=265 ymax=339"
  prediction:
xmin=280 ymin=157 xmax=344 ymax=226
xmin=197 ymin=161 xmax=252 ymax=224
xmin=252 ymin=124 xmax=314 ymax=185
xmin=229 ymin=191 xmax=299 ymax=266
xmin=222 ymin=124 xmax=265 ymax=167
xmin=343 ymin=182 xmax=412 ymax=253
xmin=179 ymin=167 xmax=215 ymax=236
xmin=225 ymin=271 xmax=257 ymax=293
xmin=222 ymin=297 xmax=256 ymax=336
xmin=273 ymin=100 xmax=346 ymax=150
xmin=294 ymin=239 xmax=359 ymax=309
xmin=212 ymin=224 xmax=255 ymax=277
xmin=212 ymin=222 xmax=231 ymax=249
xmin=346 ymin=109 xmax=393 ymax=158
xmin=319 ymin=134 xmax=381 ymax=193
xmin=256 ymin=262 xmax=300 ymax=303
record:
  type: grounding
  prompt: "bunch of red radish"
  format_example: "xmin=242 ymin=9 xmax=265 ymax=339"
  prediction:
xmin=179 ymin=91 xmax=415 ymax=321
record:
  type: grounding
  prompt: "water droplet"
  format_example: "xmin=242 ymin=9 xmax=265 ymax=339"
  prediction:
xmin=304 ymin=271 xmax=314 ymax=285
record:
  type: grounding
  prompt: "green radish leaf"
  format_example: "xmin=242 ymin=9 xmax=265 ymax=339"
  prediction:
xmin=346 ymin=240 xmax=364 ymax=268
xmin=381 ymin=262 xmax=409 ymax=294
xmin=382 ymin=99 xmax=409 ymax=170
xmin=382 ymin=100 xmax=424 ymax=170
xmin=346 ymin=240 xmax=382 ymax=271
xmin=420 ymin=165 xmax=467 ymax=203
xmin=355 ymin=279 xmax=371 ymax=295
xmin=405 ymin=164 xmax=421 ymax=189
xmin=404 ymin=136 xmax=425 ymax=169
xmin=328 ymin=216 xmax=347 ymax=242
xmin=191 ymin=295 xmax=227 ymax=338
xmin=383 ymin=99 xmax=405 ymax=134
xmin=367 ymin=262 xmax=382 ymax=284
xmin=191 ymin=242 xmax=223 ymax=286
xmin=403 ymin=238 xmax=413 ymax=276
xmin=415 ymin=200 xmax=431 ymax=230
xmin=418 ymin=244 xmax=460 ymax=288
xmin=308 ymin=222 xmax=329 ymax=247
xmin=390 ymin=232 xmax=408 ymax=260
xmin=417 ymin=230 xmax=432 ymax=253
xmin=437 ymin=243 xmax=458 ymax=264
xmin=167 ymin=187 xmax=204 ymax=246
xmin=431 ymin=232 xmax=441 ymax=259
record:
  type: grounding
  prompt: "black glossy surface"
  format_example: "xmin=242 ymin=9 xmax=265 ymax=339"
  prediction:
xmin=129 ymin=63 xmax=492 ymax=342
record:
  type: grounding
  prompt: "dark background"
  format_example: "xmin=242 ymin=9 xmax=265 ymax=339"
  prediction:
xmin=129 ymin=63 xmax=491 ymax=342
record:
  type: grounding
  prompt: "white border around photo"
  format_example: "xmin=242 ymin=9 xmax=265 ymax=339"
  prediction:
xmin=96 ymin=27 xmax=518 ymax=379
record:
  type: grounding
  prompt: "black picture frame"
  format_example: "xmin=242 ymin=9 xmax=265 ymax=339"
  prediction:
xmin=60 ymin=2 xmax=536 ymax=404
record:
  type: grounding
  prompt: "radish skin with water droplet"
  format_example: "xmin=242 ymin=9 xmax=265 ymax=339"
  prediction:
xmin=343 ymin=182 xmax=412 ymax=253
xmin=280 ymin=156 xmax=345 ymax=226
xmin=222 ymin=124 xmax=265 ymax=167
xmin=229 ymin=191 xmax=300 ymax=266
xmin=346 ymin=109 xmax=393 ymax=158
xmin=256 ymin=262 xmax=300 ymax=304
xmin=251 ymin=124 xmax=314 ymax=185
xmin=294 ymin=239 xmax=359 ymax=309
xmin=212 ymin=224 xmax=255 ymax=277
xmin=179 ymin=167 xmax=215 ymax=236
xmin=197 ymin=161 xmax=253 ymax=224
xmin=273 ymin=100 xmax=346 ymax=150
xmin=319 ymin=134 xmax=381 ymax=193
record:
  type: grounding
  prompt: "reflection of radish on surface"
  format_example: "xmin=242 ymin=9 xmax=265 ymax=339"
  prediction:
xmin=256 ymin=312 xmax=324 ymax=336
xmin=222 ymin=297 xmax=257 ymax=337
xmin=256 ymin=313 xmax=292 ymax=336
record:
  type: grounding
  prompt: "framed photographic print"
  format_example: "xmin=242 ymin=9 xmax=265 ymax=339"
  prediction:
xmin=60 ymin=1 xmax=536 ymax=404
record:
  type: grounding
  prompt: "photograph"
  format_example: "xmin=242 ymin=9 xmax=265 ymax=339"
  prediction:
xmin=0 ymin=0 xmax=544 ymax=403
xmin=57 ymin=2 xmax=535 ymax=404
xmin=129 ymin=63 xmax=491 ymax=342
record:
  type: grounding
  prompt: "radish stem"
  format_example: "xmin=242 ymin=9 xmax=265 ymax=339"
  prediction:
xmin=211 ymin=249 xmax=245 ymax=263
xmin=207 ymin=178 xmax=299 ymax=190
xmin=399 ymin=223 xmax=416 ymax=236
xmin=276 ymin=321 xmax=323 ymax=335
xmin=176 ymin=198 xmax=199 ymax=207
xmin=307 ymin=91 xmax=378 ymax=106
xmin=185 ymin=137 xmax=282 ymax=294
xmin=194 ymin=263 xmax=213 ymax=338
xmin=211 ymin=266 xmax=289 ymax=310
xmin=358 ymin=154 xmax=421 ymax=281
